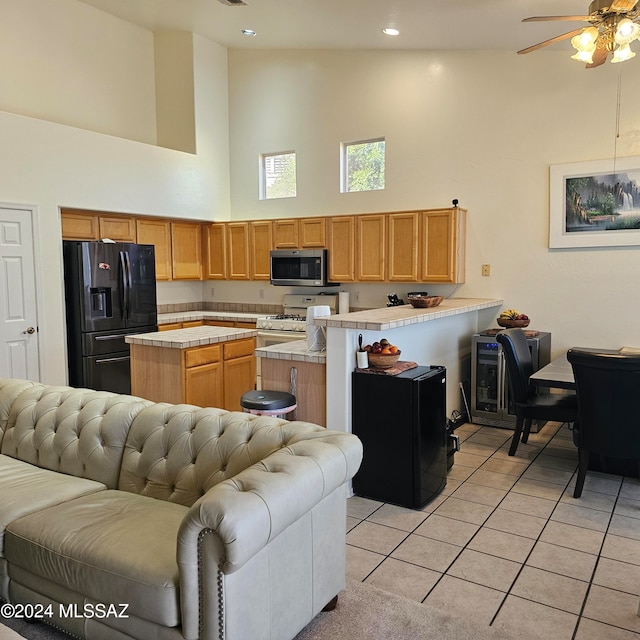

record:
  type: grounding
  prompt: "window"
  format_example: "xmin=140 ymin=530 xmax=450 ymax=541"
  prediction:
xmin=341 ymin=138 xmax=385 ymax=193
xmin=260 ymin=151 xmax=296 ymax=199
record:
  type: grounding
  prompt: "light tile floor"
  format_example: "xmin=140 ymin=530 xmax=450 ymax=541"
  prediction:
xmin=346 ymin=421 xmax=640 ymax=639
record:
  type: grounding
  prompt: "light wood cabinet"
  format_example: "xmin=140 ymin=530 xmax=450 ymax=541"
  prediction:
xmin=203 ymin=223 xmax=227 ymax=280
xmin=61 ymin=210 xmax=99 ymax=240
xmin=356 ymin=214 xmax=386 ymax=281
xmin=185 ymin=344 xmax=224 ymax=409
xmin=250 ymin=221 xmax=273 ymax=280
xmin=260 ymin=358 xmax=326 ymax=426
xmin=388 ymin=212 xmax=419 ymax=282
xmin=300 ymin=217 xmax=326 ymax=248
xmin=223 ymin=337 xmax=256 ymax=411
xmin=227 ymin=222 xmax=250 ymax=280
xmin=419 ymin=208 xmax=466 ymax=283
xmin=328 ymin=216 xmax=355 ymax=282
xmin=158 ymin=322 xmax=182 ymax=332
xmin=99 ymin=216 xmax=136 ymax=242
xmin=273 ymin=219 xmax=299 ymax=248
xmin=136 ymin=218 xmax=172 ymax=281
xmin=171 ymin=222 xmax=202 ymax=280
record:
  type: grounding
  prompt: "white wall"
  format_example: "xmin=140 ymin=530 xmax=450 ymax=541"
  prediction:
xmin=1 ymin=0 xmax=230 ymax=384
xmin=227 ymin=49 xmax=640 ymax=357
xmin=0 ymin=0 xmax=157 ymax=144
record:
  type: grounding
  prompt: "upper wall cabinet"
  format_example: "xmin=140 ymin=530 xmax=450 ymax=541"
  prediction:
xmin=203 ymin=223 xmax=227 ymax=280
xmin=328 ymin=216 xmax=355 ymax=282
xmin=171 ymin=222 xmax=202 ymax=280
xmin=273 ymin=219 xmax=299 ymax=249
xmin=99 ymin=216 xmax=136 ymax=242
xmin=250 ymin=221 xmax=273 ymax=280
xmin=387 ymin=211 xmax=419 ymax=282
xmin=300 ymin=217 xmax=326 ymax=248
xmin=227 ymin=222 xmax=250 ymax=280
xmin=61 ymin=210 xmax=99 ymax=241
xmin=136 ymin=218 xmax=172 ymax=281
xmin=419 ymin=208 xmax=466 ymax=284
xmin=356 ymin=214 xmax=386 ymax=282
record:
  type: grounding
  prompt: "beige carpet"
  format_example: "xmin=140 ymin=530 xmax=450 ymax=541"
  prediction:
xmin=295 ymin=579 xmax=515 ymax=640
xmin=5 ymin=581 xmax=516 ymax=639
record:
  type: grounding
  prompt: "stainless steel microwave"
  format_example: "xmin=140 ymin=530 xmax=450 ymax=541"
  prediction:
xmin=270 ymin=249 xmax=330 ymax=287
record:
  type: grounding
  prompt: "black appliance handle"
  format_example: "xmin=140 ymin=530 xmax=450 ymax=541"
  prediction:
xmin=95 ymin=356 xmax=130 ymax=364
xmin=119 ymin=251 xmax=127 ymax=320
xmin=95 ymin=335 xmax=126 ymax=341
xmin=124 ymin=251 xmax=133 ymax=319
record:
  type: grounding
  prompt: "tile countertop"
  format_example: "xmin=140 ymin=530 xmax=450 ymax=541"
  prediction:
xmin=157 ymin=311 xmax=262 ymax=324
xmin=255 ymin=339 xmax=326 ymax=363
xmin=313 ymin=297 xmax=504 ymax=331
xmin=125 ymin=326 xmax=257 ymax=349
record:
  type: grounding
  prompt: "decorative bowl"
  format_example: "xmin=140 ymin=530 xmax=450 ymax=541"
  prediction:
xmin=496 ymin=318 xmax=530 ymax=328
xmin=407 ymin=293 xmax=444 ymax=309
xmin=367 ymin=350 xmax=401 ymax=369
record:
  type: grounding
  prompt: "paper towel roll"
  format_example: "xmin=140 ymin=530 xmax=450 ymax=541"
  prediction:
xmin=339 ymin=291 xmax=350 ymax=314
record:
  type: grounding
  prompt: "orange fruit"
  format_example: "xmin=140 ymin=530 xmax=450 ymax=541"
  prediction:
xmin=381 ymin=348 xmax=391 ymax=354
xmin=389 ymin=346 xmax=399 ymax=354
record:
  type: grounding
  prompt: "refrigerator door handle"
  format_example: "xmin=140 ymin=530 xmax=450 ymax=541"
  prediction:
xmin=95 ymin=356 xmax=130 ymax=364
xmin=124 ymin=251 xmax=133 ymax=320
xmin=119 ymin=251 xmax=128 ymax=321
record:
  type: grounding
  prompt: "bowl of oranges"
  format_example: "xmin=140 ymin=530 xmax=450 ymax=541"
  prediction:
xmin=364 ymin=339 xmax=401 ymax=368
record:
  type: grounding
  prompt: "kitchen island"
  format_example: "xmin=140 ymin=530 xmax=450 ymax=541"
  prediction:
xmin=313 ymin=297 xmax=503 ymax=433
xmin=255 ymin=340 xmax=326 ymax=426
xmin=126 ymin=326 xmax=257 ymax=411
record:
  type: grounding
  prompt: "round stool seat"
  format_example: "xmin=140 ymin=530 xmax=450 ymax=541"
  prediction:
xmin=240 ymin=390 xmax=297 ymax=417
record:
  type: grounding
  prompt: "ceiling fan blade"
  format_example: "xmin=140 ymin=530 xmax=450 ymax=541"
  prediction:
xmin=586 ymin=41 xmax=609 ymax=68
xmin=522 ymin=15 xmax=591 ymax=22
xmin=517 ymin=28 xmax=584 ymax=55
xmin=609 ymin=0 xmax=639 ymax=11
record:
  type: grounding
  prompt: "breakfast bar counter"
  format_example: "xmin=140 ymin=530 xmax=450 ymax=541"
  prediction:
xmin=323 ymin=297 xmax=503 ymax=433
xmin=315 ymin=297 xmax=503 ymax=332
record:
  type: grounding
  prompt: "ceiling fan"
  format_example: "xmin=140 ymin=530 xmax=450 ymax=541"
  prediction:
xmin=518 ymin=0 xmax=640 ymax=67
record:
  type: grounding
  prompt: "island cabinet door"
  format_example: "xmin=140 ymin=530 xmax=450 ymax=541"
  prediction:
xmin=223 ymin=355 xmax=256 ymax=411
xmin=185 ymin=362 xmax=224 ymax=409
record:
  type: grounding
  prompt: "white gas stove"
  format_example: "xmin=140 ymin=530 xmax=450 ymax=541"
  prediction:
xmin=256 ymin=294 xmax=337 ymax=340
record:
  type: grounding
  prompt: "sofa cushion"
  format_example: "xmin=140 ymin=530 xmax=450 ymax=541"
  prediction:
xmin=1 ymin=385 xmax=152 ymax=488
xmin=5 ymin=490 xmax=187 ymax=628
xmin=0 ymin=454 xmax=106 ymax=556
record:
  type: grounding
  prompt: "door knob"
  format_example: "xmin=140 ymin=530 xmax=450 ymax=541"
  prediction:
xmin=23 ymin=326 xmax=36 ymax=335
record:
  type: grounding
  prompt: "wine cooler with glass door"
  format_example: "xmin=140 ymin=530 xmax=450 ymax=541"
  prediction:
xmin=471 ymin=331 xmax=551 ymax=429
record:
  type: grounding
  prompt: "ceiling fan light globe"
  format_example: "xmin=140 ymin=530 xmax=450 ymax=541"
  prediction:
xmin=571 ymin=49 xmax=595 ymax=62
xmin=612 ymin=43 xmax=636 ymax=62
xmin=614 ymin=18 xmax=640 ymax=45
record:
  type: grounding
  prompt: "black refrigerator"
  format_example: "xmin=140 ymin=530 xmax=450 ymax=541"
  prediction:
xmin=63 ymin=241 xmax=157 ymax=394
xmin=351 ymin=365 xmax=448 ymax=509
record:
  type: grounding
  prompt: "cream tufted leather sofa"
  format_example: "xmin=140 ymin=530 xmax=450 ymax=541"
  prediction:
xmin=0 ymin=378 xmax=362 ymax=640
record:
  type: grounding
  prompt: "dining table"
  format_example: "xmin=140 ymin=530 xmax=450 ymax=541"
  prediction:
xmin=530 ymin=346 xmax=640 ymax=391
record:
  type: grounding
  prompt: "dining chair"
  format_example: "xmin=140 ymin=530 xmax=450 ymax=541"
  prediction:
xmin=567 ymin=347 xmax=640 ymax=498
xmin=496 ymin=329 xmax=578 ymax=456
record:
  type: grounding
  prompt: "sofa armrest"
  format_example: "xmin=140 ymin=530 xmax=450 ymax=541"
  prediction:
xmin=176 ymin=432 xmax=362 ymax=639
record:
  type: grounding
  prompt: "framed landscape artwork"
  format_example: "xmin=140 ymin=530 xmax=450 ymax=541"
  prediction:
xmin=549 ymin=156 xmax=640 ymax=248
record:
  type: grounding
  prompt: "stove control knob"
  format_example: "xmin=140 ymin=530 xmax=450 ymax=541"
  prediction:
xmin=267 ymin=322 xmax=273 ymax=329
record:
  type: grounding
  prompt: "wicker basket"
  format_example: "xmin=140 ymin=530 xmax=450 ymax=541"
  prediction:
xmin=407 ymin=294 xmax=443 ymax=309
xmin=367 ymin=351 xmax=401 ymax=369
xmin=496 ymin=318 xmax=530 ymax=328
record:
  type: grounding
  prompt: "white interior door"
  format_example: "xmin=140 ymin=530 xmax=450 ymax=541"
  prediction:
xmin=0 ymin=206 xmax=40 ymax=380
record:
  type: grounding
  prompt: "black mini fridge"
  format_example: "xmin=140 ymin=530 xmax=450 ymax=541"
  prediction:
xmin=351 ymin=365 xmax=447 ymax=509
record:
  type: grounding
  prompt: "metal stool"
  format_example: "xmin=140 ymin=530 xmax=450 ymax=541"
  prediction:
xmin=240 ymin=390 xmax=297 ymax=419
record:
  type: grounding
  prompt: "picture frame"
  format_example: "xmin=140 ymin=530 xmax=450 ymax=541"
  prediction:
xmin=549 ymin=156 xmax=640 ymax=248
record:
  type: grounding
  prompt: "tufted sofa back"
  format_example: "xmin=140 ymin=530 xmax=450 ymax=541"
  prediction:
xmin=0 ymin=383 xmax=152 ymax=488
xmin=118 ymin=403 xmax=329 ymax=507
xmin=0 ymin=379 xmax=42 ymax=438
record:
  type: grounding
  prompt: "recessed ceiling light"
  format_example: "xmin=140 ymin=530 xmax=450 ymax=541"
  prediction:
xmin=382 ymin=28 xmax=399 ymax=36
xmin=242 ymin=29 xmax=257 ymax=36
